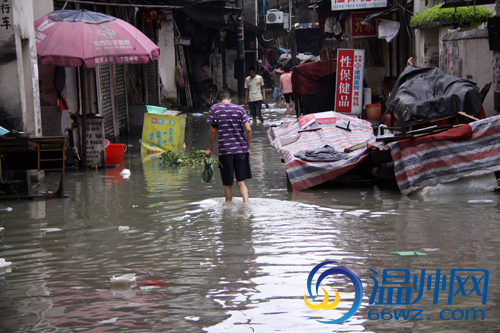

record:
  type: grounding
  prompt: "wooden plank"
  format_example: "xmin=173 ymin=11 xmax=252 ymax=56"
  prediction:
xmin=178 ymin=46 xmax=193 ymax=110
xmin=344 ymin=141 xmax=367 ymax=153
xmin=458 ymin=111 xmax=480 ymax=121
xmin=402 ymin=114 xmax=457 ymax=128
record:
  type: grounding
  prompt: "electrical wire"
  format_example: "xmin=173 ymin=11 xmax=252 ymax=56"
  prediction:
xmin=261 ymin=34 xmax=274 ymax=42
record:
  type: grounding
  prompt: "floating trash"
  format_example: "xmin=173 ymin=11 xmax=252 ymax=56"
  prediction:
xmin=0 ymin=207 xmax=12 ymax=212
xmin=118 ymin=226 xmax=130 ymax=231
xmin=345 ymin=211 xmax=365 ymax=216
xmin=468 ymin=200 xmax=494 ymax=203
xmin=40 ymin=228 xmax=63 ymax=232
xmin=0 ymin=258 xmax=12 ymax=268
xmin=138 ymin=280 xmax=168 ymax=287
xmin=120 ymin=169 xmax=131 ymax=179
xmin=422 ymin=248 xmax=440 ymax=252
xmin=99 ymin=317 xmax=119 ymax=324
xmin=110 ymin=273 xmax=136 ymax=283
xmin=390 ymin=251 xmax=427 ymax=256
xmin=184 ymin=316 xmax=200 ymax=322
xmin=0 ymin=266 xmax=12 ymax=274
xmin=140 ymin=286 xmax=160 ymax=291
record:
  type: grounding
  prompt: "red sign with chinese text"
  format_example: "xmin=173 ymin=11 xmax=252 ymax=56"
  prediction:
xmin=335 ymin=49 xmax=355 ymax=113
xmin=351 ymin=12 xmax=377 ymax=37
xmin=335 ymin=49 xmax=365 ymax=114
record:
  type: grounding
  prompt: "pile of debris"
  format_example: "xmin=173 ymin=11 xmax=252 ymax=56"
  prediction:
xmin=376 ymin=66 xmax=490 ymax=143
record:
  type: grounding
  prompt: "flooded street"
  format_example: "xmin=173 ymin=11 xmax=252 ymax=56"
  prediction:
xmin=1 ymin=103 xmax=500 ymax=332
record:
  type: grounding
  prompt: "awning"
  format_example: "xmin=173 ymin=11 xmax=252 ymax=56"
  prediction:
xmin=244 ymin=20 xmax=264 ymax=34
xmin=60 ymin=0 xmax=242 ymax=30
xmin=361 ymin=5 xmax=400 ymax=25
xmin=178 ymin=2 xmax=242 ymax=30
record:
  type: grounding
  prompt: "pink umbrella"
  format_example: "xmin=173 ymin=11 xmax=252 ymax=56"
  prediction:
xmin=34 ymin=9 xmax=160 ymax=67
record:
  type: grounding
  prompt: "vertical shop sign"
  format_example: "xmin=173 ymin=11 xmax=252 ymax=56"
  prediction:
xmin=335 ymin=49 xmax=365 ymax=114
xmin=0 ymin=0 xmax=14 ymax=64
xmin=79 ymin=117 xmax=105 ymax=167
xmin=0 ymin=0 xmax=11 ymax=31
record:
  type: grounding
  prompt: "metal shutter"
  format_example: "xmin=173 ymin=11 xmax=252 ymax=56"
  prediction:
xmin=114 ymin=64 xmax=128 ymax=131
xmin=146 ymin=60 xmax=159 ymax=105
xmin=100 ymin=65 xmax=115 ymax=138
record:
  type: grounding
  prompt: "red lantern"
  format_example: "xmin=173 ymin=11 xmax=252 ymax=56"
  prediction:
xmin=137 ymin=9 xmax=147 ymax=21
xmin=155 ymin=10 xmax=167 ymax=29
xmin=144 ymin=8 xmax=157 ymax=21
xmin=138 ymin=8 xmax=157 ymax=28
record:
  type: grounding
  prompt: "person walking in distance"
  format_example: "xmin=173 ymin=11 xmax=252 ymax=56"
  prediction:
xmin=205 ymin=90 xmax=252 ymax=203
xmin=244 ymin=66 xmax=266 ymax=124
xmin=280 ymin=64 xmax=294 ymax=112
xmin=273 ymin=63 xmax=284 ymax=105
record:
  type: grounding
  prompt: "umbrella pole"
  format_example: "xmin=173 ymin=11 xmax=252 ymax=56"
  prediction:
xmin=80 ymin=65 xmax=87 ymax=169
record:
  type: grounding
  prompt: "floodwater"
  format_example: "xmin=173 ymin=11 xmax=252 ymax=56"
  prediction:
xmin=1 ymin=103 xmax=500 ymax=332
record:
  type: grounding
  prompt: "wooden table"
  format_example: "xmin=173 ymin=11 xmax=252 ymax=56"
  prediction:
xmin=0 ymin=136 xmax=66 ymax=198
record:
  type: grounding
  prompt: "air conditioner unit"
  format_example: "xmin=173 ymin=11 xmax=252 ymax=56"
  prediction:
xmin=266 ymin=10 xmax=284 ymax=24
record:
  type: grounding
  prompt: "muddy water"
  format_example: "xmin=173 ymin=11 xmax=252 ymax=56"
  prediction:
xmin=1 ymin=103 xmax=500 ymax=332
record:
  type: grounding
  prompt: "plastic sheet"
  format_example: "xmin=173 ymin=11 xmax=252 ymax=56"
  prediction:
xmin=411 ymin=173 xmax=498 ymax=200
xmin=386 ymin=66 xmax=483 ymax=126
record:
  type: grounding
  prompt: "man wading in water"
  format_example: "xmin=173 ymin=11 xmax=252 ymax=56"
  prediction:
xmin=244 ymin=66 xmax=266 ymax=124
xmin=205 ymin=90 xmax=252 ymax=203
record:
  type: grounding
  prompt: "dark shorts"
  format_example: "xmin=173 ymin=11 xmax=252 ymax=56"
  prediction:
xmin=218 ymin=153 xmax=252 ymax=186
xmin=284 ymin=93 xmax=294 ymax=103
xmin=248 ymin=101 xmax=262 ymax=117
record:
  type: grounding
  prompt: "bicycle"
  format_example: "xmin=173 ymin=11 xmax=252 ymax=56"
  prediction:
xmin=195 ymin=88 xmax=217 ymax=109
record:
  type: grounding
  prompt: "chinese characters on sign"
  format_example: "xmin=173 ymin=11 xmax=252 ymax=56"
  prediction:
xmin=369 ymin=268 xmax=489 ymax=305
xmin=175 ymin=37 xmax=191 ymax=46
xmin=335 ymin=49 xmax=364 ymax=114
xmin=148 ymin=117 xmax=177 ymax=153
xmin=351 ymin=12 xmax=377 ymax=37
xmin=93 ymin=55 xmax=138 ymax=65
xmin=40 ymin=106 xmax=61 ymax=137
xmin=140 ymin=113 xmax=187 ymax=155
xmin=92 ymin=39 xmax=131 ymax=48
xmin=84 ymin=118 xmax=105 ymax=167
xmin=332 ymin=0 xmax=387 ymax=11
xmin=0 ymin=0 xmax=11 ymax=30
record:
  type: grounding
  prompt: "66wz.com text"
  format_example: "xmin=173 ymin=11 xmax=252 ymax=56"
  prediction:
xmin=368 ymin=308 xmax=485 ymax=321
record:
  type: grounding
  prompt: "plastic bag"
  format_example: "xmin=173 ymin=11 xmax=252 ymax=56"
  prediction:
xmin=201 ymin=156 xmax=216 ymax=183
